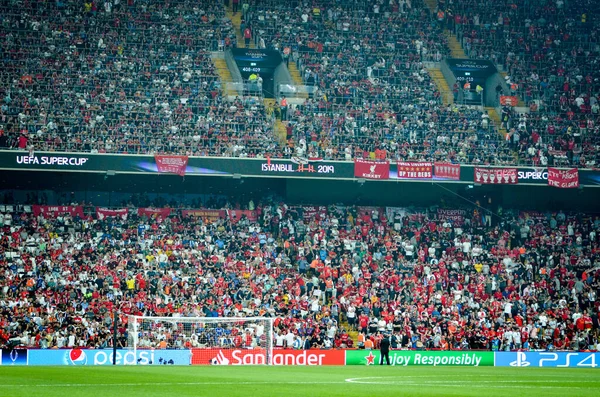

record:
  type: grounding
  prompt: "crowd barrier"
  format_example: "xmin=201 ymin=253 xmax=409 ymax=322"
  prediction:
xmin=3 ymin=349 xmax=598 ymax=367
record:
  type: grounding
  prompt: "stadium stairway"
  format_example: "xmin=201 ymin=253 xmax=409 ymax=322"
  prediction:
xmin=444 ymin=31 xmax=468 ymax=59
xmin=340 ymin=320 xmax=359 ymax=346
xmin=226 ymin=5 xmax=253 ymax=49
xmin=286 ymin=62 xmax=308 ymax=99
xmin=273 ymin=119 xmax=287 ymax=143
xmin=423 ymin=0 xmax=438 ymax=13
xmin=212 ymin=56 xmax=238 ymax=97
xmin=499 ymin=71 xmax=526 ymax=107
xmin=263 ymin=98 xmax=288 ymax=143
xmin=485 ymin=107 xmax=507 ymax=138
xmin=427 ymin=68 xmax=453 ymax=105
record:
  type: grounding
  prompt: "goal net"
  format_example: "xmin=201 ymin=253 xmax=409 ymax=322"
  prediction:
xmin=127 ymin=316 xmax=274 ymax=365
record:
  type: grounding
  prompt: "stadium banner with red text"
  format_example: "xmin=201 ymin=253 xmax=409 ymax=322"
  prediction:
xmin=437 ymin=208 xmax=466 ymax=225
xmin=548 ymin=168 xmax=579 ymax=188
xmin=32 ymin=205 xmax=84 ymax=218
xmin=137 ymin=207 xmax=172 ymax=218
xmin=96 ymin=207 xmax=129 ymax=220
xmin=154 ymin=155 xmax=189 ymax=176
xmin=434 ymin=162 xmax=461 ymax=180
xmin=191 ymin=348 xmax=345 ymax=366
xmin=474 ymin=167 xmax=518 ymax=184
xmin=354 ymin=159 xmax=390 ymax=180
xmin=294 ymin=206 xmax=328 ymax=221
xmin=396 ymin=162 xmax=433 ymax=179
xmin=500 ymin=96 xmax=519 ymax=106
xmin=181 ymin=209 xmax=226 ymax=221
xmin=227 ymin=209 xmax=258 ymax=223
xmin=519 ymin=211 xmax=546 ymax=220
xmin=345 ymin=350 xmax=493 ymax=366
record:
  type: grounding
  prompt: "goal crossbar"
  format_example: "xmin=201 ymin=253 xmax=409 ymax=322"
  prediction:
xmin=127 ymin=315 xmax=275 ymax=365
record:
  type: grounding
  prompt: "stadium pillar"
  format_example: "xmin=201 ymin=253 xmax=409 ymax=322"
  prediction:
xmin=113 ymin=308 xmax=118 ymax=365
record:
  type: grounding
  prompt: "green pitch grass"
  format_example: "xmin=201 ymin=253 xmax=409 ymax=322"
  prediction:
xmin=1 ymin=366 xmax=598 ymax=397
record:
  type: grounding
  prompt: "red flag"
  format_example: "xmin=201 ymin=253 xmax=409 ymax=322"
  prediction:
xmin=96 ymin=207 xmax=128 ymax=220
xmin=154 ymin=155 xmax=189 ymax=176
xmin=397 ymin=162 xmax=433 ymax=179
xmin=434 ymin=162 xmax=461 ymax=180
xmin=548 ymin=168 xmax=579 ymax=188
xmin=33 ymin=205 xmax=84 ymax=218
xmin=354 ymin=159 xmax=390 ymax=180
xmin=137 ymin=207 xmax=172 ymax=218
xmin=474 ymin=167 xmax=518 ymax=184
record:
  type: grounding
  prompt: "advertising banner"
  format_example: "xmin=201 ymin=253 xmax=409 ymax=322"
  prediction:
xmin=27 ymin=348 xmax=191 ymax=366
xmin=181 ymin=209 xmax=226 ymax=221
xmin=474 ymin=167 xmax=518 ymax=184
xmin=434 ymin=162 xmax=461 ymax=180
xmin=397 ymin=162 xmax=433 ymax=179
xmin=548 ymin=168 xmax=579 ymax=189
xmin=1 ymin=349 xmax=28 ymax=365
xmin=96 ymin=207 xmax=128 ymax=220
xmin=495 ymin=352 xmax=599 ymax=368
xmin=345 ymin=350 xmax=494 ymax=366
xmin=137 ymin=208 xmax=172 ymax=218
xmin=154 ymin=155 xmax=189 ymax=176
xmin=32 ymin=205 xmax=84 ymax=218
xmin=354 ymin=159 xmax=390 ymax=180
xmin=191 ymin=348 xmax=345 ymax=366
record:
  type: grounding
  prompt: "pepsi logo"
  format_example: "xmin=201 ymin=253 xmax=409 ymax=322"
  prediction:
xmin=68 ymin=349 xmax=88 ymax=365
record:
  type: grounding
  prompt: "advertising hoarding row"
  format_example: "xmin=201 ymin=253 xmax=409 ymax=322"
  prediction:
xmin=1 ymin=349 xmax=598 ymax=367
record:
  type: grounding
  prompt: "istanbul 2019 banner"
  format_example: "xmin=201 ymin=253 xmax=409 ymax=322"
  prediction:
xmin=1 ymin=150 xmax=600 ymax=187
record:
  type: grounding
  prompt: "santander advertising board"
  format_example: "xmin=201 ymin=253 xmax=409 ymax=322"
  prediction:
xmin=191 ymin=349 xmax=344 ymax=366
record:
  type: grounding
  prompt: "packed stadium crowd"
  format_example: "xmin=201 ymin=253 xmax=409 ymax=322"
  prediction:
xmin=0 ymin=0 xmax=279 ymax=157
xmin=445 ymin=0 xmax=600 ymax=168
xmin=0 ymin=198 xmax=599 ymax=352
xmin=0 ymin=0 xmax=598 ymax=167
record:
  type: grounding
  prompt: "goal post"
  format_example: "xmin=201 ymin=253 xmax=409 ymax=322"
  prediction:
xmin=127 ymin=315 xmax=274 ymax=365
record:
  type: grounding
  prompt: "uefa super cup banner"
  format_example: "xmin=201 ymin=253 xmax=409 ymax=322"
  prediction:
xmin=345 ymin=350 xmax=494 ymax=366
xmin=474 ymin=167 xmax=518 ymax=184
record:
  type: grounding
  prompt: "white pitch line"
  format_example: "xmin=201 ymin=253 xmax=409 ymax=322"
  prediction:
xmin=346 ymin=376 xmax=598 ymax=390
xmin=1 ymin=382 xmax=345 ymax=388
xmin=4 ymin=378 xmax=599 ymax=389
